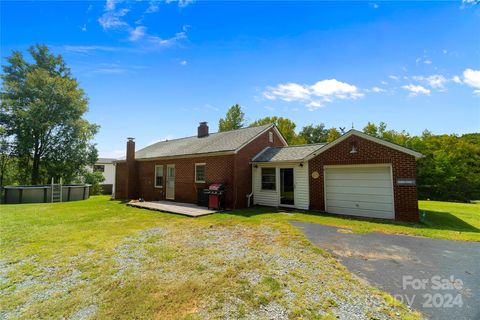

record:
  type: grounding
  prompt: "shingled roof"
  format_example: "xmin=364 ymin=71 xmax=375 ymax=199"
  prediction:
xmin=134 ymin=124 xmax=276 ymax=160
xmin=252 ymin=143 xmax=326 ymax=162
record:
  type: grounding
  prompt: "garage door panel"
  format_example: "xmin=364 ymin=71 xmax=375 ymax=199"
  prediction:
xmin=326 ymin=192 xmax=393 ymax=204
xmin=327 ymin=206 xmax=394 ymax=219
xmin=325 ymin=179 xmax=392 ymax=188
xmin=325 ymin=166 xmax=394 ymax=220
xmin=326 ymin=172 xmax=391 ymax=181
xmin=326 ymin=199 xmax=393 ymax=212
xmin=326 ymin=186 xmax=392 ymax=196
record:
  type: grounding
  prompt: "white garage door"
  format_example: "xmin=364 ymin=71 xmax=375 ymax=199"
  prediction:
xmin=324 ymin=165 xmax=394 ymax=219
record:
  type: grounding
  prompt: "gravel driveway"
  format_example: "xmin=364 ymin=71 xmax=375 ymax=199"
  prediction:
xmin=291 ymin=221 xmax=480 ymax=320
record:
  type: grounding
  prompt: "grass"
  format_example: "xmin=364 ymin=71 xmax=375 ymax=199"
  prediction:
xmin=2 ymin=196 xmax=477 ymax=319
xmin=217 ymin=200 xmax=479 ymax=242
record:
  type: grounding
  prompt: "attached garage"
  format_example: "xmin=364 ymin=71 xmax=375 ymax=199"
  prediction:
xmin=324 ymin=165 xmax=394 ymax=219
xmin=252 ymin=129 xmax=423 ymax=222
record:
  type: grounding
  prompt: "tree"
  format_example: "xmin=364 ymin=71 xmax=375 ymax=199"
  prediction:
xmin=299 ymin=123 xmax=328 ymax=144
xmin=1 ymin=44 xmax=99 ymax=184
xmin=83 ymin=171 xmax=105 ymax=195
xmin=218 ymin=104 xmax=245 ymax=132
xmin=250 ymin=116 xmax=306 ymax=145
xmin=0 ymin=127 xmax=16 ymax=186
xmin=326 ymin=128 xmax=341 ymax=142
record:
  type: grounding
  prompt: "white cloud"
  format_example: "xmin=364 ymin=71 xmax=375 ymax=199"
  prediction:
xmin=369 ymin=3 xmax=379 ymax=9
xmin=81 ymin=24 xmax=87 ymax=32
xmin=98 ymin=1 xmax=188 ymax=48
xmin=381 ymin=80 xmax=388 ymax=85
xmin=402 ymin=84 xmax=431 ymax=96
xmin=452 ymin=75 xmax=462 ymax=84
xmin=129 ymin=26 xmax=146 ymax=41
xmin=179 ymin=60 xmax=187 ymax=66
xmin=371 ymin=86 xmax=385 ymax=93
xmin=463 ymin=68 xmax=480 ymax=89
xmin=263 ymin=79 xmax=363 ymax=110
xmin=147 ymin=31 xmax=187 ymax=46
xmin=388 ymin=75 xmax=399 ymax=81
xmin=166 ymin=0 xmax=195 ymax=7
xmin=264 ymin=83 xmax=311 ymax=101
xmin=98 ymin=1 xmax=129 ymax=31
xmin=204 ymin=103 xmax=219 ymax=111
xmin=62 ymin=45 xmax=121 ymax=53
xmin=146 ymin=0 xmax=159 ymax=13
xmin=413 ymin=74 xmax=448 ymax=90
xmin=424 ymin=59 xmax=432 ymax=65
xmin=264 ymin=106 xmax=275 ymax=111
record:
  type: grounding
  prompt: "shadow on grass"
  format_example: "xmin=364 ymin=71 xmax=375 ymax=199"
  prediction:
xmin=223 ymin=206 xmax=480 ymax=234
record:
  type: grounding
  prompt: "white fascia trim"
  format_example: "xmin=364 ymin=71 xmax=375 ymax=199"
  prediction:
xmin=306 ymin=130 xmax=424 ymax=160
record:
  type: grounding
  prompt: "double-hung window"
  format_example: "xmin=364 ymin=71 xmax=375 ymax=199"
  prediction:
xmin=261 ymin=168 xmax=276 ymax=190
xmin=154 ymin=165 xmax=164 ymax=188
xmin=195 ymin=163 xmax=206 ymax=183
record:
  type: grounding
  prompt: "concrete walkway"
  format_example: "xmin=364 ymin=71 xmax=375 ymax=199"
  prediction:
xmin=128 ymin=200 xmax=218 ymax=217
xmin=291 ymin=221 xmax=480 ymax=320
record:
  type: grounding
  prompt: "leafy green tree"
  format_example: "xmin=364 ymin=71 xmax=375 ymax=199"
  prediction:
xmin=250 ymin=116 xmax=306 ymax=145
xmin=219 ymin=104 xmax=245 ymax=132
xmin=299 ymin=123 xmax=328 ymax=144
xmin=0 ymin=127 xmax=16 ymax=186
xmin=1 ymin=44 xmax=99 ymax=184
xmin=326 ymin=128 xmax=341 ymax=142
xmin=83 ymin=171 xmax=105 ymax=195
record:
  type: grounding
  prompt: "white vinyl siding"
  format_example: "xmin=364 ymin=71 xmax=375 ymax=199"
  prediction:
xmin=324 ymin=165 xmax=394 ymax=219
xmin=252 ymin=162 xmax=309 ymax=210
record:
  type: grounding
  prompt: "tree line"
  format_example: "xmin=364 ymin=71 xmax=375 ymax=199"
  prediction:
xmin=219 ymin=105 xmax=480 ymax=202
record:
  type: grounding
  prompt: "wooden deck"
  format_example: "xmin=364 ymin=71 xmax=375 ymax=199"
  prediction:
xmin=127 ymin=200 xmax=218 ymax=217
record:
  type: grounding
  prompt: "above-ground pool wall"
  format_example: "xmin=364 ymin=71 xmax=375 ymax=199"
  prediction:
xmin=2 ymin=185 xmax=91 ymax=204
xmin=5 ymin=187 xmax=51 ymax=204
xmin=61 ymin=185 xmax=90 ymax=201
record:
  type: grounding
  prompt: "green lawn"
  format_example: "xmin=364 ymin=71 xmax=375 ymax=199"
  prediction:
xmin=1 ymin=197 xmax=477 ymax=319
xmin=0 ymin=196 xmax=428 ymax=320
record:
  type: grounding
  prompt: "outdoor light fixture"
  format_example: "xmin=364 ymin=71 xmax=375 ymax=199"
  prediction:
xmin=299 ymin=163 xmax=304 ymax=167
xmin=254 ymin=164 xmax=258 ymax=168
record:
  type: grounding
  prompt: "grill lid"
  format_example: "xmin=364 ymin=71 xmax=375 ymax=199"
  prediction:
xmin=208 ymin=183 xmax=225 ymax=190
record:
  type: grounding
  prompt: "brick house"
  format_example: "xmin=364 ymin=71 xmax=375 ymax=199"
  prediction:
xmin=114 ymin=123 xmax=287 ymax=209
xmin=115 ymin=123 xmax=422 ymax=222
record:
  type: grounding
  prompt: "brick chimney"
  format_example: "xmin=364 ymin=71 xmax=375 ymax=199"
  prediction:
xmin=198 ymin=122 xmax=209 ymax=138
xmin=126 ymin=137 xmax=137 ymax=199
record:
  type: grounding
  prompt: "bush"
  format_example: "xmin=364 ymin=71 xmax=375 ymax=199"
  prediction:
xmin=83 ymin=171 xmax=105 ymax=195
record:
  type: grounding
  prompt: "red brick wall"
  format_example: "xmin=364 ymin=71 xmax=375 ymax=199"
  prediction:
xmin=308 ymin=135 xmax=419 ymax=222
xmin=114 ymin=162 xmax=127 ymax=199
xmin=234 ymin=127 xmax=287 ymax=208
xmin=135 ymin=155 xmax=235 ymax=206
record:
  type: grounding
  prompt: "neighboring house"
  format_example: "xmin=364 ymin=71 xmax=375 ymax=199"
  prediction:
xmin=89 ymin=158 xmax=116 ymax=194
xmin=115 ymin=122 xmax=422 ymax=222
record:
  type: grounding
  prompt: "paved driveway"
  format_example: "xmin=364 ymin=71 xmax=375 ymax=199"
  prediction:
xmin=291 ymin=221 xmax=480 ymax=320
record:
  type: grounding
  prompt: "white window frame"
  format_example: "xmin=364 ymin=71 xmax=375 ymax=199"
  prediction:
xmin=269 ymin=131 xmax=274 ymax=143
xmin=154 ymin=165 xmax=164 ymax=188
xmin=195 ymin=163 xmax=206 ymax=183
xmin=261 ymin=167 xmax=276 ymax=191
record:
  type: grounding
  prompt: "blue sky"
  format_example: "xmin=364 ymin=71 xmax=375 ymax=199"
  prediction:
xmin=1 ymin=0 xmax=479 ymax=158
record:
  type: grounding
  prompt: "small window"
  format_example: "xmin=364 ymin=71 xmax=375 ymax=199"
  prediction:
xmin=155 ymin=165 xmax=164 ymax=188
xmin=269 ymin=132 xmax=274 ymax=143
xmin=195 ymin=163 xmax=206 ymax=183
xmin=93 ymin=165 xmax=105 ymax=172
xmin=261 ymin=168 xmax=276 ymax=190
